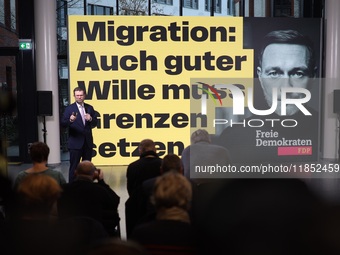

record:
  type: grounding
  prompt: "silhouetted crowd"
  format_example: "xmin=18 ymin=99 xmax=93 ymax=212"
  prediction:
xmin=1 ymin=135 xmax=339 ymax=255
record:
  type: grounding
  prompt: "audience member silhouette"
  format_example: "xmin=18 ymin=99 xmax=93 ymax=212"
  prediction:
xmin=141 ymin=153 xmax=198 ymax=224
xmin=58 ymin=160 xmax=120 ymax=237
xmin=15 ymin=174 xmax=61 ymax=219
xmin=86 ymin=238 xmax=149 ymax=255
xmin=3 ymin=174 xmax=62 ymax=255
xmin=13 ymin=141 xmax=66 ymax=189
xmin=55 ymin=215 xmax=110 ymax=255
xmin=0 ymin=173 xmax=14 ymax=221
xmin=126 ymin=139 xmax=162 ymax=196
xmin=143 ymin=153 xmax=183 ymax=195
xmin=0 ymin=173 xmax=16 ymax=254
xmin=125 ymin=139 xmax=162 ymax=237
xmin=194 ymin=178 xmax=321 ymax=255
xmin=130 ymin=171 xmax=197 ymax=255
xmin=303 ymin=203 xmax=340 ymax=255
xmin=181 ymin=129 xmax=232 ymax=183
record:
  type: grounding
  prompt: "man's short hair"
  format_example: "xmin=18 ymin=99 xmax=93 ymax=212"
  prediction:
xmin=73 ymin=87 xmax=86 ymax=95
xmin=191 ymin=129 xmax=211 ymax=144
xmin=139 ymin=139 xmax=156 ymax=153
xmin=29 ymin=142 xmax=49 ymax=163
xmin=258 ymin=29 xmax=316 ymax=75
xmin=75 ymin=160 xmax=96 ymax=176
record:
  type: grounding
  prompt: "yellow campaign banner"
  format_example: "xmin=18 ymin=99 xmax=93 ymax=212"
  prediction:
xmin=68 ymin=16 xmax=254 ymax=165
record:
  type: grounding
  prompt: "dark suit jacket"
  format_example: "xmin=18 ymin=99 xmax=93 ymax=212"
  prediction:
xmin=58 ymin=177 xmax=120 ymax=236
xmin=130 ymin=220 xmax=197 ymax=255
xmin=125 ymin=151 xmax=162 ymax=237
xmin=61 ymin=102 xmax=98 ymax=150
xmin=126 ymin=150 xmax=162 ymax=196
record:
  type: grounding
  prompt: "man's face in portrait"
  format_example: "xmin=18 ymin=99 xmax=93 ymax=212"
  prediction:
xmin=74 ymin=90 xmax=85 ymax=105
xmin=257 ymin=43 xmax=315 ymax=116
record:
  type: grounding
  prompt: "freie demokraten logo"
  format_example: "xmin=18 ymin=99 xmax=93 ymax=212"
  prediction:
xmin=194 ymin=82 xmax=312 ymax=128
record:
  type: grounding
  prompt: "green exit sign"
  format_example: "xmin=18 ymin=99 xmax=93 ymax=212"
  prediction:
xmin=19 ymin=39 xmax=32 ymax=50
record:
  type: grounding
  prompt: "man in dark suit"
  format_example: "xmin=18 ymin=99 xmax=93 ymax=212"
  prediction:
xmin=125 ymin=139 xmax=162 ymax=238
xmin=126 ymin=139 xmax=162 ymax=196
xmin=57 ymin=160 xmax=120 ymax=237
xmin=61 ymin=87 xmax=98 ymax=183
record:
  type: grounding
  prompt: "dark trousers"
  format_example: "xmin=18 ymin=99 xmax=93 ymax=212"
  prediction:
xmin=68 ymin=142 xmax=92 ymax=182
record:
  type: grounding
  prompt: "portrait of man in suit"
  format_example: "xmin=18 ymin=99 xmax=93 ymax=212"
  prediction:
xmin=213 ymin=18 xmax=321 ymax=164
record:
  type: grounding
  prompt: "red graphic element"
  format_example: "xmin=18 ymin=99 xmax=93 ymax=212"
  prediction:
xmin=278 ymin=146 xmax=312 ymax=156
xmin=197 ymin=82 xmax=223 ymax=106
